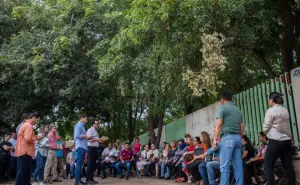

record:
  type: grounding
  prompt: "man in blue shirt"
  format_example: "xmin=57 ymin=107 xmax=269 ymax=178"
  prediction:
xmin=74 ymin=115 xmax=92 ymax=185
xmin=213 ymin=92 xmax=244 ymax=185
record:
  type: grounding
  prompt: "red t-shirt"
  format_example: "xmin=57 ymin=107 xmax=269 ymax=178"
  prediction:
xmin=121 ymin=149 xmax=134 ymax=161
xmin=188 ymin=145 xmax=195 ymax=152
xmin=133 ymin=143 xmax=142 ymax=154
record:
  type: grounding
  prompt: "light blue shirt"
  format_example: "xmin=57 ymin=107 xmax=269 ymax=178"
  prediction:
xmin=9 ymin=138 xmax=17 ymax=156
xmin=74 ymin=121 xmax=88 ymax=150
xmin=16 ymin=122 xmax=24 ymax=135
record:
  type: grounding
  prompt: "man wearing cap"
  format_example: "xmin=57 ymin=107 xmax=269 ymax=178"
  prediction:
xmin=44 ymin=125 xmax=62 ymax=183
xmin=213 ymin=92 xmax=244 ymax=185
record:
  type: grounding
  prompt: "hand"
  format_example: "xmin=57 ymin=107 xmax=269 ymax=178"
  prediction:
xmin=87 ymin=135 xmax=93 ymax=140
xmin=121 ymin=160 xmax=125 ymax=164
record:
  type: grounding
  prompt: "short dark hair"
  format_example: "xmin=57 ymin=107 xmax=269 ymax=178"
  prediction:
xmin=242 ymin=135 xmax=250 ymax=142
xmin=184 ymin=133 xmax=191 ymax=138
xmin=194 ymin=136 xmax=200 ymax=143
xmin=221 ymin=92 xmax=232 ymax=101
xmin=124 ymin=142 xmax=130 ymax=145
xmin=92 ymin=120 xmax=99 ymax=125
xmin=135 ymin=137 xmax=140 ymax=140
xmin=259 ymin=132 xmax=268 ymax=140
xmin=269 ymin=92 xmax=284 ymax=104
xmin=22 ymin=113 xmax=29 ymax=120
xmin=29 ymin=112 xmax=41 ymax=119
xmin=80 ymin=114 xmax=88 ymax=119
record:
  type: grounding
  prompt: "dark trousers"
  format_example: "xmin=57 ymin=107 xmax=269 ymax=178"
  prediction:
xmin=101 ymin=161 xmax=117 ymax=177
xmin=246 ymin=160 xmax=264 ymax=177
xmin=264 ymin=139 xmax=295 ymax=185
xmin=86 ymin=146 xmax=98 ymax=181
xmin=187 ymin=159 xmax=202 ymax=181
xmin=15 ymin=154 xmax=32 ymax=185
xmin=0 ymin=154 xmax=11 ymax=180
xmin=8 ymin=156 xmax=17 ymax=179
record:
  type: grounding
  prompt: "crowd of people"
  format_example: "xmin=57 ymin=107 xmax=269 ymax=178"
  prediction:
xmin=0 ymin=91 xmax=296 ymax=185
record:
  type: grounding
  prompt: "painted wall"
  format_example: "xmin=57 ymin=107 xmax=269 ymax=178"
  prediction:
xmin=291 ymin=67 xmax=300 ymax=137
xmin=186 ymin=102 xmax=221 ymax=139
xmin=165 ymin=117 xmax=186 ymax=143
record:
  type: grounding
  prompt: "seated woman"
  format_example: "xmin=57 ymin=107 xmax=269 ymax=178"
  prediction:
xmin=246 ymin=132 xmax=280 ymax=185
xmin=187 ymin=132 xmax=211 ymax=185
xmin=155 ymin=143 xmax=170 ymax=178
xmin=148 ymin=144 xmax=160 ymax=176
xmin=161 ymin=140 xmax=178 ymax=180
xmin=242 ymin=135 xmax=255 ymax=163
xmin=181 ymin=136 xmax=195 ymax=182
xmin=136 ymin=144 xmax=153 ymax=177
xmin=198 ymin=141 xmax=220 ymax=185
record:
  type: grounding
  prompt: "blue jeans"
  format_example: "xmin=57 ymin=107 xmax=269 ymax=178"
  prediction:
xmin=101 ymin=161 xmax=117 ymax=176
xmin=199 ymin=162 xmax=208 ymax=183
xmin=33 ymin=151 xmax=47 ymax=181
xmin=207 ymin=161 xmax=220 ymax=185
xmin=160 ymin=162 xmax=170 ymax=178
xmin=15 ymin=154 xmax=32 ymax=185
xmin=220 ymin=134 xmax=243 ymax=185
xmin=116 ymin=161 xmax=131 ymax=177
xmin=75 ymin=148 xmax=87 ymax=183
xmin=66 ymin=162 xmax=75 ymax=177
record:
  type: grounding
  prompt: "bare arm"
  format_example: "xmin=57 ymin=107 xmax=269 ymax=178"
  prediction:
xmin=214 ymin=118 xmax=223 ymax=141
xmin=240 ymin=122 xmax=245 ymax=137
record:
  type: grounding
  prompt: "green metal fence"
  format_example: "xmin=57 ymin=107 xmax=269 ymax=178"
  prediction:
xmin=165 ymin=117 xmax=186 ymax=143
xmin=233 ymin=73 xmax=299 ymax=146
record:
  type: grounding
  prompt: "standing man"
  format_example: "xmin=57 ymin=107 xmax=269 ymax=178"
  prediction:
xmin=0 ymin=134 xmax=13 ymax=183
xmin=44 ymin=125 xmax=62 ymax=183
xmin=74 ymin=115 xmax=92 ymax=185
xmin=213 ymin=92 xmax=244 ymax=185
xmin=86 ymin=120 xmax=100 ymax=184
xmin=15 ymin=112 xmax=42 ymax=185
xmin=8 ymin=132 xmax=17 ymax=180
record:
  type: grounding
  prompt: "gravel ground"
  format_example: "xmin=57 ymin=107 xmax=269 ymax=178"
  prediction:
xmin=3 ymin=177 xmax=183 ymax=185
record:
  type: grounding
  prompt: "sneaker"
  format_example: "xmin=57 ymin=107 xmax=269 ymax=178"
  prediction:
xmin=52 ymin=178 xmax=62 ymax=182
xmin=32 ymin=182 xmax=38 ymax=185
xmin=39 ymin=182 xmax=45 ymax=185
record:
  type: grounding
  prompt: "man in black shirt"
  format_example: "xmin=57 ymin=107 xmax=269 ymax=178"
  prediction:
xmin=0 ymin=134 xmax=13 ymax=182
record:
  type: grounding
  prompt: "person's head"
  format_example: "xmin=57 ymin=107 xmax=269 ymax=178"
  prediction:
xmin=50 ymin=125 xmax=57 ymax=133
xmin=28 ymin=112 xmax=41 ymax=125
xmin=184 ymin=133 xmax=191 ymax=144
xmin=80 ymin=114 xmax=88 ymax=124
xmin=193 ymin=136 xmax=201 ymax=145
xmin=242 ymin=135 xmax=250 ymax=145
xmin=124 ymin=142 xmax=130 ymax=150
xmin=170 ymin=140 xmax=177 ymax=148
xmin=108 ymin=143 xmax=112 ymax=149
xmin=11 ymin=132 xmax=16 ymax=139
xmin=21 ymin=113 xmax=29 ymax=121
xmin=92 ymin=120 xmax=99 ymax=129
xmin=144 ymin=144 xmax=150 ymax=151
xmin=268 ymin=92 xmax=284 ymax=107
xmin=151 ymin=144 xmax=156 ymax=150
xmin=116 ymin=139 xmax=120 ymax=144
xmin=259 ymin=132 xmax=268 ymax=143
xmin=177 ymin=138 xmax=184 ymax=145
xmin=43 ymin=125 xmax=49 ymax=133
xmin=4 ymin=134 xmax=11 ymax=141
xmin=56 ymin=132 xmax=61 ymax=140
xmin=187 ymin=137 xmax=194 ymax=146
xmin=165 ymin=143 xmax=170 ymax=150
xmin=220 ymin=92 xmax=232 ymax=104
xmin=162 ymin=142 xmax=167 ymax=148
xmin=200 ymin=131 xmax=211 ymax=147
xmin=134 ymin=137 xmax=140 ymax=143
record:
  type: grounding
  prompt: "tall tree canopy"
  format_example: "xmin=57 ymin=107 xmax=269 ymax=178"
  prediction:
xmin=0 ymin=0 xmax=299 ymax=143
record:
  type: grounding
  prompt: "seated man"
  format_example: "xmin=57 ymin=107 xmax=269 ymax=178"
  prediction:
xmin=136 ymin=144 xmax=153 ymax=177
xmin=116 ymin=142 xmax=134 ymax=180
xmin=198 ymin=141 xmax=220 ymax=185
xmin=101 ymin=143 xmax=119 ymax=179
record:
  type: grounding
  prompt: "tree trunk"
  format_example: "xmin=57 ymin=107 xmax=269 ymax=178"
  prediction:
xmin=253 ymin=49 xmax=276 ymax=78
xmin=277 ymin=0 xmax=296 ymax=72
xmin=155 ymin=114 xmax=164 ymax=148
xmin=113 ymin=95 xmax=117 ymax=141
xmin=295 ymin=7 xmax=300 ymax=67
xmin=148 ymin=112 xmax=157 ymax=145
xmin=128 ymin=101 xmax=134 ymax=143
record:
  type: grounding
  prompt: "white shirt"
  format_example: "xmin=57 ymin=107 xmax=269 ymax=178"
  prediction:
xmin=263 ymin=104 xmax=292 ymax=141
xmin=87 ymin=127 xmax=99 ymax=147
xmin=151 ymin=149 xmax=160 ymax=158
xmin=9 ymin=138 xmax=17 ymax=156
xmin=102 ymin=148 xmax=118 ymax=162
xmin=141 ymin=150 xmax=153 ymax=160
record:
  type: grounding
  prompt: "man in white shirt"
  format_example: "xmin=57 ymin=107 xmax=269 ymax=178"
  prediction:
xmin=86 ymin=120 xmax=100 ymax=184
xmin=101 ymin=143 xmax=119 ymax=179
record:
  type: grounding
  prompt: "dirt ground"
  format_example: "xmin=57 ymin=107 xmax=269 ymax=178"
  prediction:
xmin=4 ymin=177 xmax=183 ymax=185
